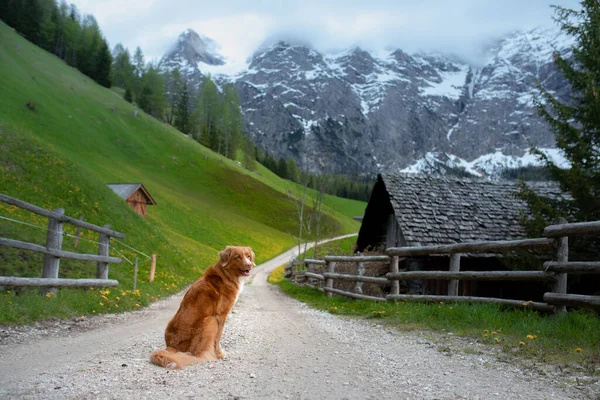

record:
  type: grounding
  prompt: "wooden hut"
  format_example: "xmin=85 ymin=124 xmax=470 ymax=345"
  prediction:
xmin=356 ymin=173 xmax=563 ymax=299
xmin=107 ymin=183 xmax=157 ymax=218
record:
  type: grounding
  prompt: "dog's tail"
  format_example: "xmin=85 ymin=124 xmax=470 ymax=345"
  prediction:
xmin=150 ymin=348 xmax=203 ymax=370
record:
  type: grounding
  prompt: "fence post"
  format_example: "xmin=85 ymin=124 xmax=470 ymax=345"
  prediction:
xmin=355 ymin=261 xmax=365 ymax=294
xmin=447 ymin=253 xmax=462 ymax=297
xmin=553 ymin=217 xmax=568 ymax=313
xmin=390 ymin=256 xmax=399 ymax=296
xmin=133 ymin=257 xmax=139 ymax=291
xmin=307 ymin=262 xmax=315 ymax=285
xmin=96 ymin=224 xmax=110 ymax=280
xmin=73 ymin=215 xmax=84 ymax=248
xmin=41 ymin=208 xmax=65 ymax=295
xmin=326 ymin=261 xmax=335 ymax=297
xmin=149 ymin=254 xmax=157 ymax=283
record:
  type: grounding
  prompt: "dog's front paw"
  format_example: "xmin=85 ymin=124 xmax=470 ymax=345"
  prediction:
xmin=216 ymin=350 xmax=228 ymax=359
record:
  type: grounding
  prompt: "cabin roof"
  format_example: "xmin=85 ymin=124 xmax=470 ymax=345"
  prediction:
xmin=357 ymin=173 xmax=563 ymax=250
xmin=107 ymin=183 xmax=157 ymax=205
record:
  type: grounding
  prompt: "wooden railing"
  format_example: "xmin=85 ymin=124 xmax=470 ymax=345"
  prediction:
xmin=0 ymin=194 xmax=124 ymax=292
xmin=291 ymin=219 xmax=600 ymax=312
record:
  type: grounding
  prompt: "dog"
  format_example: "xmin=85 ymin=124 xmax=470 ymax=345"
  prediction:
xmin=150 ymin=246 xmax=255 ymax=369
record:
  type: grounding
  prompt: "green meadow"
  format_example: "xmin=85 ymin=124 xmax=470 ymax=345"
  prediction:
xmin=0 ymin=21 xmax=364 ymax=323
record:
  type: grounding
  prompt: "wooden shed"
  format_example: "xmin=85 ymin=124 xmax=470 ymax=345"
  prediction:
xmin=356 ymin=173 xmax=563 ymax=299
xmin=107 ymin=183 xmax=157 ymax=218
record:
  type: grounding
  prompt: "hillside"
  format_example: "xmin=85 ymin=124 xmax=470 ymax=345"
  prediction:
xmin=0 ymin=21 xmax=363 ymax=323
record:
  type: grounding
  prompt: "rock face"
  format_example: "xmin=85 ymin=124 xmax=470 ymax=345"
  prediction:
xmin=160 ymin=28 xmax=573 ymax=176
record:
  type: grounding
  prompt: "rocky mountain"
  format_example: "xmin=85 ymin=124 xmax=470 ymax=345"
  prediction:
xmin=159 ymin=28 xmax=573 ymax=177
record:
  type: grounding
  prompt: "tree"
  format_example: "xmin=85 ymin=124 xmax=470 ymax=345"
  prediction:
xmin=112 ymin=43 xmax=135 ymax=89
xmin=165 ymin=67 xmax=183 ymax=125
xmin=174 ymin=80 xmax=192 ymax=134
xmin=194 ymin=76 xmax=221 ymax=149
xmin=138 ymin=65 xmax=166 ymax=119
xmin=520 ymin=0 xmax=600 ymax=239
xmin=94 ymin=38 xmax=112 ymax=87
xmin=132 ymin=46 xmax=145 ymax=101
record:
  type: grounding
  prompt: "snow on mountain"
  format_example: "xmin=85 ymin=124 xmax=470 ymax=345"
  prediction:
xmin=160 ymin=27 xmax=573 ymax=177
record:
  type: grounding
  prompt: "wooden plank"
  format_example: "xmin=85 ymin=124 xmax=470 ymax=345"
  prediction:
xmin=323 ymin=287 xmax=387 ymax=302
xmin=0 ymin=238 xmax=122 ymax=263
xmin=41 ymin=208 xmax=64 ymax=295
xmin=552 ymin=217 xmax=568 ymax=314
xmin=149 ymin=254 xmax=157 ymax=283
xmin=386 ymin=271 xmax=552 ymax=281
xmin=302 ymin=258 xmax=327 ymax=265
xmin=390 ymin=255 xmax=399 ymax=296
xmin=96 ymin=224 xmax=111 ymax=280
xmin=355 ymin=261 xmax=365 ymax=294
xmin=543 ymin=261 xmax=600 ymax=273
xmin=304 ymin=272 xmax=325 ymax=281
xmin=544 ymin=292 xmax=600 ymax=310
xmin=322 ymin=272 xmax=388 ymax=284
xmin=0 ymin=193 xmax=125 ymax=238
xmin=544 ymin=220 xmax=600 ymax=238
xmin=386 ymin=238 xmax=553 ymax=256
xmin=326 ymin=261 xmax=335 ymax=298
xmin=324 ymin=255 xmax=390 ymax=262
xmin=447 ymin=253 xmax=462 ymax=297
xmin=386 ymin=294 xmax=554 ymax=312
xmin=0 ymin=277 xmax=119 ymax=287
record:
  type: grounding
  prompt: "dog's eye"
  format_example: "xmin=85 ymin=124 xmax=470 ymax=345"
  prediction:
xmin=236 ymin=255 xmax=241 ymax=260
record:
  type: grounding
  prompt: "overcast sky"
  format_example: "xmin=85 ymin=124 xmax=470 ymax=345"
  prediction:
xmin=70 ymin=0 xmax=581 ymax=65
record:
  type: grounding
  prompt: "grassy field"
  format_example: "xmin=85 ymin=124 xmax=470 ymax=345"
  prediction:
xmin=268 ymin=265 xmax=600 ymax=370
xmin=0 ymin=21 xmax=364 ymax=324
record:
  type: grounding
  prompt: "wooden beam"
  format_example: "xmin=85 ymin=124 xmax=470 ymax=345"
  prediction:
xmin=0 ymin=238 xmax=122 ymax=263
xmin=0 ymin=194 xmax=125 ymax=238
xmin=304 ymin=272 xmax=325 ymax=281
xmin=323 ymin=287 xmax=387 ymax=302
xmin=543 ymin=261 xmax=600 ymax=273
xmin=544 ymin=220 xmax=600 ymax=238
xmin=386 ymin=294 xmax=554 ymax=312
xmin=447 ymin=253 xmax=462 ymax=297
xmin=386 ymin=238 xmax=553 ymax=256
xmin=322 ymin=272 xmax=388 ymax=284
xmin=0 ymin=277 xmax=119 ymax=287
xmin=324 ymin=255 xmax=390 ymax=262
xmin=544 ymin=292 xmax=600 ymax=310
xmin=302 ymin=259 xmax=327 ymax=265
xmin=386 ymin=270 xmax=553 ymax=281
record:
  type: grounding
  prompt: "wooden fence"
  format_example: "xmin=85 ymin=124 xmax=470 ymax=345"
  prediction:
xmin=0 ymin=193 xmax=124 ymax=292
xmin=291 ymin=218 xmax=600 ymax=312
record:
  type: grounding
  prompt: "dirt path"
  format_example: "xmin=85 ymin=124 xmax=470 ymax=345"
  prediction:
xmin=0 ymin=238 xmax=595 ymax=399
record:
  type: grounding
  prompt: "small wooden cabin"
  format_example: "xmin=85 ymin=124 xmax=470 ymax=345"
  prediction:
xmin=356 ymin=173 xmax=563 ymax=299
xmin=107 ymin=183 xmax=157 ymax=218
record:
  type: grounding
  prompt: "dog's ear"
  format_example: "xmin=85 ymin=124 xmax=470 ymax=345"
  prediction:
xmin=248 ymin=247 xmax=256 ymax=266
xmin=219 ymin=247 xmax=232 ymax=266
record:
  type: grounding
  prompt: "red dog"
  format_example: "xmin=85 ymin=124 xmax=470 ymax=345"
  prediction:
xmin=150 ymin=246 xmax=255 ymax=369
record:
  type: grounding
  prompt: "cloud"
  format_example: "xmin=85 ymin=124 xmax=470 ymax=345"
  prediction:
xmin=70 ymin=0 xmax=581 ymax=64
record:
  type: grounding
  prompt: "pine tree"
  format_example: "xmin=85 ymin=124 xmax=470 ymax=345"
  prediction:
xmin=520 ymin=1 xmax=600 ymax=237
xmin=95 ymin=38 xmax=112 ymax=87
xmin=165 ymin=68 xmax=183 ymax=125
xmin=112 ymin=43 xmax=135 ymax=89
xmin=138 ymin=65 xmax=165 ymax=119
xmin=174 ymin=80 xmax=192 ymax=134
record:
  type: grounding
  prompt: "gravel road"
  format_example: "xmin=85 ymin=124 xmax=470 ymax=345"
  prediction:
xmin=0 ymin=242 xmax=597 ymax=399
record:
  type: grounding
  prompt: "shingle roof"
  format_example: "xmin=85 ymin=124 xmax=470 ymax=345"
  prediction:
xmin=107 ymin=183 xmax=157 ymax=205
xmin=380 ymin=173 xmax=562 ymax=247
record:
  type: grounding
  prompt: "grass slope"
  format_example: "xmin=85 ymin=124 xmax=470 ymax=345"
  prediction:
xmin=0 ymin=21 xmax=364 ymax=323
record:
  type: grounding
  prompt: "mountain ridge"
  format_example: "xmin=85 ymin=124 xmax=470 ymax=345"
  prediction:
xmin=159 ymin=27 xmax=572 ymax=178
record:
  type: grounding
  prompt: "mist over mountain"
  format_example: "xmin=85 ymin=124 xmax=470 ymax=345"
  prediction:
xmin=159 ymin=27 xmax=572 ymax=177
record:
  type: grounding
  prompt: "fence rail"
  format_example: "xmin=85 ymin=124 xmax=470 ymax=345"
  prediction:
xmin=290 ymin=218 xmax=600 ymax=312
xmin=0 ymin=194 xmax=124 ymax=291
